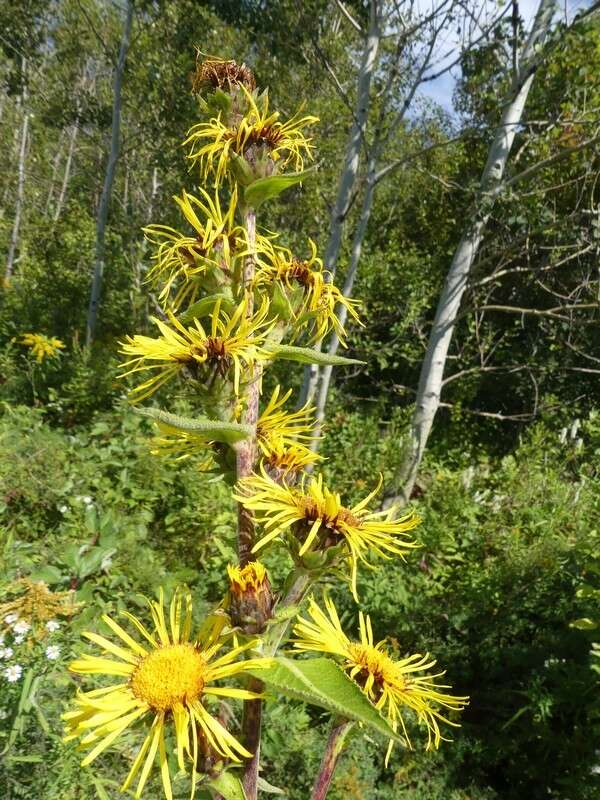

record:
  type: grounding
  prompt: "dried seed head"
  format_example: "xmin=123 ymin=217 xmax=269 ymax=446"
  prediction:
xmin=192 ymin=56 xmax=256 ymax=95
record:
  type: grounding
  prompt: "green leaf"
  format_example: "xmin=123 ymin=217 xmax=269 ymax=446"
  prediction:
xmin=208 ymin=771 xmax=246 ymax=800
xmin=136 ymin=408 xmax=252 ymax=445
xmin=178 ymin=294 xmax=235 ymax=325
xmin=570 ymin=617 xmax=597 ymax=630
xmin=243 ymin=169 xmax=313 ymax=208
xmin=246 ymin=657 xmax=399 ymax=740
xmin=265 ymin=343 xmax=364 ymax=367
xmin=230 ymin=152 xmax=255 ymax=186
xmin=256 ymin=776 xmax=287 ymax=795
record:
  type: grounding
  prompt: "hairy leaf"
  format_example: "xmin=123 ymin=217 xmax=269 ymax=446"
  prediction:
xmin=136 ymin=408 xmax=252 ymax=445
xmin=265 ymin=343 xmax=364 ymax=366
xmin=246 ymin=657 xmax=398 ymax=740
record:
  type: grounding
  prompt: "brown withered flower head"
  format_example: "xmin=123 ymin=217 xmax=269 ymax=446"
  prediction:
xmin=192 ymin=55 xmax=256 ymax=96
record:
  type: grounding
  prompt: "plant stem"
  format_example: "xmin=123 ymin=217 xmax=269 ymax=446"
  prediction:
xmin=237 ymin=206 xmax=258 ymax=566
xmin=310 ymin=719 xmax=354 ymax=800
xmin=237 ymin=205 xmax=262 ymax=799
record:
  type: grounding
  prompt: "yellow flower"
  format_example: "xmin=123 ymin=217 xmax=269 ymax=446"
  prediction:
xmin=227 ymin=562 xmax=274 ymax=633
xmin=234 ymin=469 xmax=420 ymax=598
xmin=183 ymin=86 xmax=318 ymax=187
xmin=254 ymin=385 xmax=322 ymax=475
xmin=292 ymin=596 xmax=469 ymax=762
xmin=260 ymin=437 xmax=321 ymax=477
xmin=143 ymin=187 xmax=243 ymax=309
xmin=149 ymin=424 xmax=215 ymax=470
xmin=254 ymin=239 xmax=361 ymax=343
xmin=19 ymin=333 xmax=65 ymax=362
xmin=256 ymin=385 xmax=317 ymax=452
xmin=63 ymin=588 xmax=269 ymax=800
xmin=119 ymin=297 xmax=274 ymax=401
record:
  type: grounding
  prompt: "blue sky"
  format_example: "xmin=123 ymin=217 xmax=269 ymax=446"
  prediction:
xmin=418 ymin=0 xmax=595 ymax=111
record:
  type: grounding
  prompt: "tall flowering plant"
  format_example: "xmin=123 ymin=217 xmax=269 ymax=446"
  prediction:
xmin=63 ymin=56 xmax=468 ymax=800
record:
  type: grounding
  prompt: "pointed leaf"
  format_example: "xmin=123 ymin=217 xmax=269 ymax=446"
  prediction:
xmin=246 ymin=657 xmax=399 ymax=741
xmin=243 ymin=170 xmax=313 ymax=208
xmin=265 ymin=343 xmax=364 ymax=367
xmin=136 ymin=408 xmax=252 ymax=445
xmin=178 ymin=294 xmax=235 ymax=325
xmin=256 ymin=776 xmax=286 ymax=795
xmin=208 ymin=771 xmax=246 ymax=800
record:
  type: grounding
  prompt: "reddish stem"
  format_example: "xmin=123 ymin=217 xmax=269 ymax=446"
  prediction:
xmin=311 ymin=720 xmax=353 ymax=800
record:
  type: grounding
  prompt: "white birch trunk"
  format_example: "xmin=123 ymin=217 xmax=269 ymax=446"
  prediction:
xmin=53 ymin=118 xmax=79 ymax=223
xmin=392 ymin=0 xmax=557 ymax=504
xmin=86 ymin=0 xmax=133 ymax=345
xmin=299 ymin=0 xmax=380 ymax=405
xmin=5 ymin=58 xmax=29 ymax=283
xmin=313 ymin=154 xmax=377 ymax=448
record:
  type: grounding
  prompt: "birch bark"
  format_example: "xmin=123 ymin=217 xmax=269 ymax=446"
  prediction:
xmin=299 ymin=0 xmax=380 ymax=405
xmin=392 ymin=0 xmax=557 ymax=504
xmin=85 ymin=0 xmax=133 ymax=344
xmin=5 ymin=58 xmax=29 ymax=283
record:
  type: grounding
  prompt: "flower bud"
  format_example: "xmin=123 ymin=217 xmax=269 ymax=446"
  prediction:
xmin=227 ymin=562 xmax=274 ymax=634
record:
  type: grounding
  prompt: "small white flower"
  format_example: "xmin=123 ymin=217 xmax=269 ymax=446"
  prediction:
xmin=13 ymin=635 xmax=24 ymax=645
xmin=59 ymin=504 xmax=68 ymax=514
xmin=45 ymin=620 xmax=60 ymax=633
xmin=13 ymin=621 xmax=30 ymax=635
xmin=45 ymin=645 xmax=60 ymax=661
xmin=82 ymin=495 xmax=93 ymax=505
xmin=0 ymin=634 xmax=4 ymax=646
xmin=0 ymin=648 xmax=13 ymax=660
xmin=4 ymin=664 xmax=22 ymax=682
xmin=0 ymin=709 xmax=8 ymax=720
xmin=4 ymin=614 xmax=18 ymax=625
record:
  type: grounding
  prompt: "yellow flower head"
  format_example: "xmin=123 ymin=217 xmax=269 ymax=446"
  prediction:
xmin=143 ymin=187 xmax=243 ymax=309
xmin=63 ymin=587 xmax=269 ymax=800
xmin=234 ymin=468 xmax=420 ymax=598
xmin=227 ymin=561 xmax=269 ymax=595
xmin=149 ymin=423 xmax=215 ymax=470
xmin=293 ymin=596 xmax=469 ymax=762
xmin=183 ymin=86 xmax=318 ymax=187
xmin=19 ymin=333 xmax=65 ymax=362
xmin=255 ymin=385 xmax=322 ymax=475
xmin=256 ymin=385 xmax=317 ymax=451
xmin=227 ymin=562 xmax=274 ymax=634
xmin=119 ymin=297 xmax=274 ymax=402
xmin=254 ymin=239 xmax=361 ymax=343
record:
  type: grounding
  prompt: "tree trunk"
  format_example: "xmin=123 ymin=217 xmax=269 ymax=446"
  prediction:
xmin=313 ymin=154 xmax=377 ymax=447
xmin=53 ymin=118 xmax=79 ymax=223
xmin=5 ymin=58 xmax=29 ymax=283
xmin=391 ymin=0 xmax=557 ymax=504
xmin=85 ymin=0 xmax=133 ymax=345
xmin=299 ymin=0 xmax=380 ymax=405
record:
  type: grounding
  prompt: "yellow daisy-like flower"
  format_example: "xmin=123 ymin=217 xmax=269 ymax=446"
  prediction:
xmin=234 ymin=469 xmax=420 ymax=598
xmin=260 ymin=437 xmax=321 ymax=477
xmin=292 ymin=596 xmax=468 ymax=762
xmin=119 ymin=297 xmax=274 ymax=401
xmin=63 ymin=588 xmax=269 ymax=800
xmin=256 ymin=385 xmax=317 ymax=452
xmin=254 ymin=239 xmax=361 ymax=343
xmin=149 ymin=423 xmax=215 ymax=470
xmin=256 ymin=385 xmax=321 ymax=476
xmin=227 ymin=562 xmax=274 ymax=634
xmin=19 ymin=333 xmax=65 ymax=362
xmin=143 ymin=187 xmax=243 ymax=309
xmin=183 ymin=86 xmax=318 ymax=187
